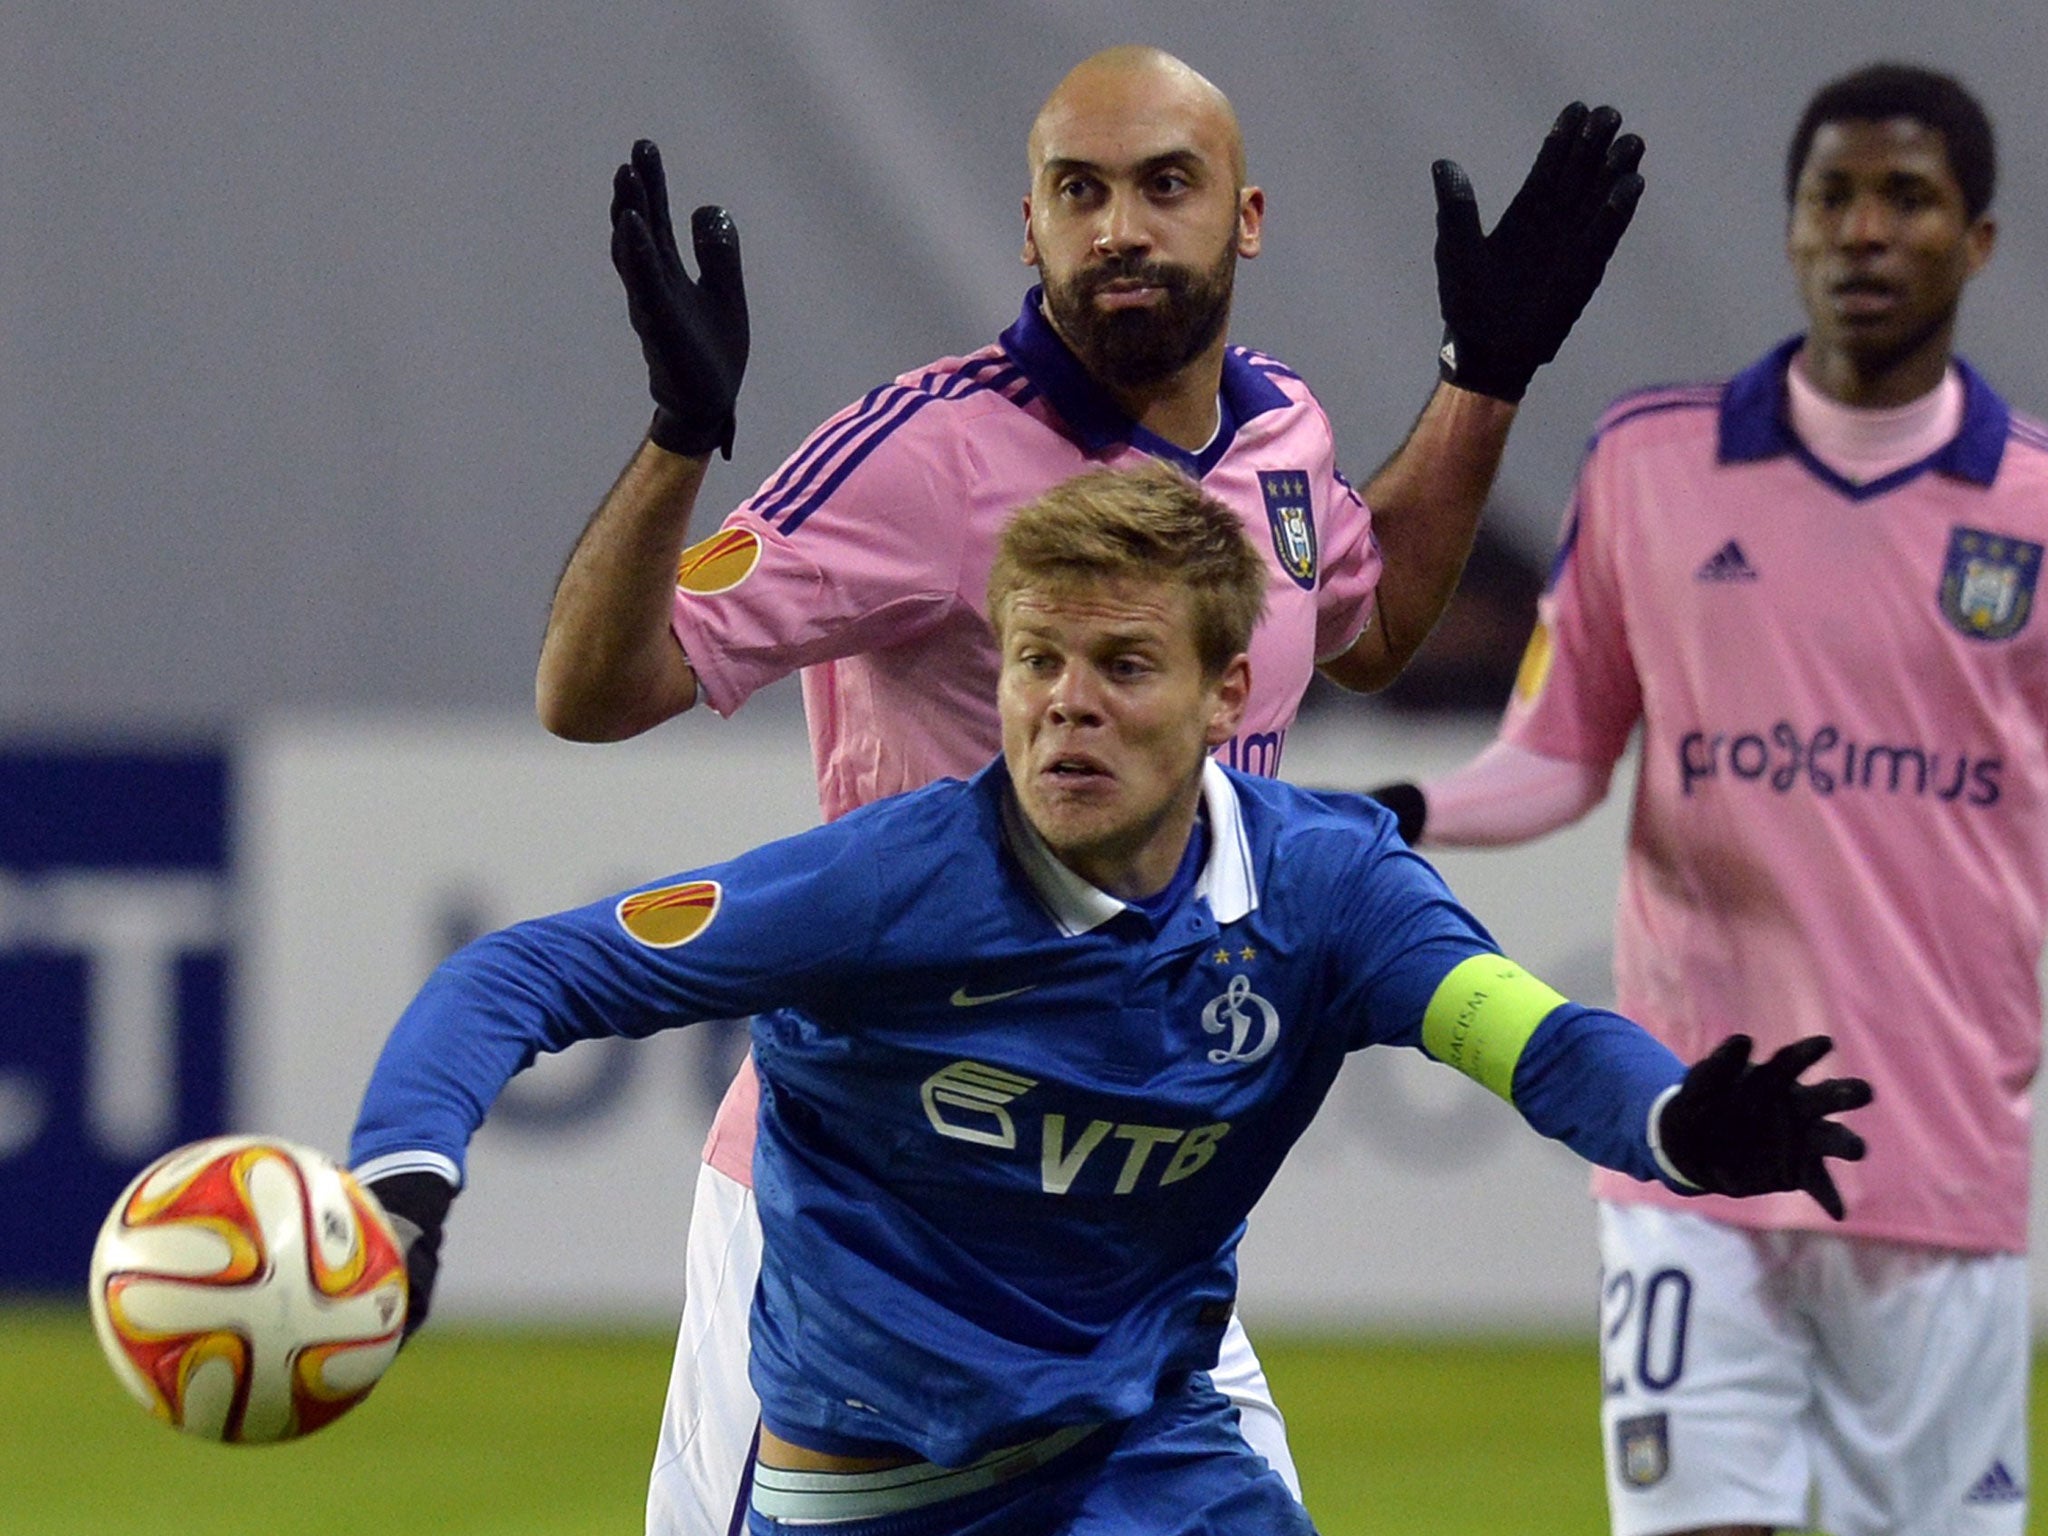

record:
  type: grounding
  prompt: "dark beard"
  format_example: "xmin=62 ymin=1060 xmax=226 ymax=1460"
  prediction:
xmin=1041 ymin=244 xmax=1236 ymax=391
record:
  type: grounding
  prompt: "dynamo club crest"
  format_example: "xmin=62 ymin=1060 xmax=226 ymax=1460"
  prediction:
xmin=1259 ymin=470 xmax=1318 ymax=590
xmin=1940 ymin=526 xmax=2042 ymax=641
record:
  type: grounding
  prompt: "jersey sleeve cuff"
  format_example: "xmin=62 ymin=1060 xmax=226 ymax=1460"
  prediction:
xmin=350 ymin=1149 xmax=462 ymax=1189
xmin=668 ymin=593 xmax=749 ymax=718
xmin=1644 ymin=1083 xmax=1701 ymax=1191
xmin=1312 ymin=595 xmax=1377 ymax=667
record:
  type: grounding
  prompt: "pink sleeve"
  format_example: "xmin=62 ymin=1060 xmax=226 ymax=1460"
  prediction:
xmin=1499 ymin=444 xmax=1642 ymax=766
xmin=1419 ymin=738 xmax=1613 ymax=847
xmin=1312 ymin=468 xmax=1382 ymax=663
xmin=669 ymin=408 xmax=971 ymax=717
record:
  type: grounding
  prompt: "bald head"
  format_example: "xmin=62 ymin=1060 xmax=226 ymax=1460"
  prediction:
xmin=1028 ymin=47 xmax=1247 ymax=187
xmin=1019 ymin=46 xmax=1262 ymax=419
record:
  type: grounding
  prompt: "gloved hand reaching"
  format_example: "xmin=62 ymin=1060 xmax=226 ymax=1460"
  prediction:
xmin=1654 ymin=1034 xmax=1872 ymax=1220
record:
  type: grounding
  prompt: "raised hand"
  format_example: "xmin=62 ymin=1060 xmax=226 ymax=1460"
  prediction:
xmin=1432 ymin=102 xmax=1646 ymax=403
xmin=610 ymin=139 xmax=750 ymax=458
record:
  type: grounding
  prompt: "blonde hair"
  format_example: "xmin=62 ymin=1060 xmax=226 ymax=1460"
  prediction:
xmin=988 ymin=462 xmax=1268 ymax=676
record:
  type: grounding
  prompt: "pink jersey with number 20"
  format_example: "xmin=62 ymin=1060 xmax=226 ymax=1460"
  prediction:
xmin=1508 ymin=343 xmax=2048 ymax=1252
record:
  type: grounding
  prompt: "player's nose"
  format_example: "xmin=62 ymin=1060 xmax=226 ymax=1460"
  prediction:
xmin=1092 ymin=189 xmax=1151 ymax=257
xmin=1835 ymin=190 xmax=1895 ymax=248
xmin=1045 ymin=665 xmax=1106 ymax=723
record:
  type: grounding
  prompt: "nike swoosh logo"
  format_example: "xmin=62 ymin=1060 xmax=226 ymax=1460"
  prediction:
xmin=949 ymin=985 xmax=1040 ymax=1007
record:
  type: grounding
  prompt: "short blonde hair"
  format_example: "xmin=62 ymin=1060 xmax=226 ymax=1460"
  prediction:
xmin=988 ymin=462 xmax=1268 ymax=676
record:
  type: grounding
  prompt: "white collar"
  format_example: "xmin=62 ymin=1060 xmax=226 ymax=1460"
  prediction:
xmin=1000 ymin=758 xmax=1260 ymax=937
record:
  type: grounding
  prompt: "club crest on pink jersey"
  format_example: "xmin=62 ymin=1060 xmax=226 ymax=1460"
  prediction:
xmin=1258 ymin=471 xmax=1318 ymax=590
xmin=1940 ymin=526 xmax=2041 ymax=641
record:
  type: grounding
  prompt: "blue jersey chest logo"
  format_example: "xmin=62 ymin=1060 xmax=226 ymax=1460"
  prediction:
xmin=1940 ymin=526 xmax=2042 ymax=641
xmin=1200 ymin=974 xmax=1281 ymax=1064
xmin=1259 ymin=471 xmax=1318 ymax=590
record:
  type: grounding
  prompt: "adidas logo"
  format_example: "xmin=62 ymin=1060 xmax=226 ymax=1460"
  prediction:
xmin=1965 ymin=1460 xmax=2024 ymax=1504
xmin=1695 ymin=540 xmax=1758 ymax=582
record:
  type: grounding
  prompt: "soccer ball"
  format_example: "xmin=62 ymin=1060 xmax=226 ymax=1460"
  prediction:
xmin=88 ymin=1134 xmax=409 ymax=1444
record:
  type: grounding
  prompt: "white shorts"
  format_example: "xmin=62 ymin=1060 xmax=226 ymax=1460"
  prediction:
xmin=1597 ymin=1201 xmax=2029 ymax=1536
xmin=646 ymin=1162 xmax=1302 ymax=1536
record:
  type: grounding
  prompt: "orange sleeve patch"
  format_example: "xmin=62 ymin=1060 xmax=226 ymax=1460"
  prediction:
xmin=675 ymin=528 xmax=762 ymax=596
xmin=1512 ymin=620 xmax=1553 ymax=704
xmin=617 ymin=880 xmax=722 ymax=948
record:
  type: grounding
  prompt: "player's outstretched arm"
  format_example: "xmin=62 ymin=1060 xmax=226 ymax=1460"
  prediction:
xmin=1367 ymin=741 xmax=1613 ymax=847
xmin=1651 ymin=1035 xmax=1873 ymax=1220
xmin=1413 ymin=952 xmax=1866 ymax=1204
xmin=536 ymin=139 xmax=749 ymax=742
xmin=1323 ymin=105 xmax=1644 ymax=692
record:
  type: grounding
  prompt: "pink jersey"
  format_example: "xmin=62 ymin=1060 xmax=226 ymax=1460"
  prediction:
xmin=672 ymin=291 xmax=1381 ymax=1180
xmin=1507 ymin=338 xmax=2048 ymax=1252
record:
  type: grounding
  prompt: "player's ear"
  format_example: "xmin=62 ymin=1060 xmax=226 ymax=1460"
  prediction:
xmin=1204 ymin=655 xmax=1252 ymax=748
xmin=1965 ymin=214 xmax=1997 ymax=278
xmin=1236 ymin=186 xmax=1264 ymax=260
xmin=1022 ymin=195 xmax=1039 ymax=266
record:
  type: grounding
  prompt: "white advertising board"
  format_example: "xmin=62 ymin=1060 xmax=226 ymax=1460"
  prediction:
xmin=237 ymin=714 xmax=823 ymax=1323
xmin=237 ymin=713 xmax=2048 ymax=1333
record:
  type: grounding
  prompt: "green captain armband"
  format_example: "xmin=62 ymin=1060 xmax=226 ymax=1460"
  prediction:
xmin=1421 ymin=955 xmax=1569 ymax=1104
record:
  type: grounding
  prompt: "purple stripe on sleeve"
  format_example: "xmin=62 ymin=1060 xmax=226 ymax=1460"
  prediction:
xmin=751 ymin=383 xmax=897 ymax=512
xmin=1590 ymin=390 xmax=1720 ymax=447
xmin=776 ymin=392 xmax=955 ymax=535
xmin=2007 ymin=421 xmax=2048 ymax=455
xmin=753 ymin=384 xmax=924 ymax=526
xmin=756 ymin=363 xmax=1019 ymax=532
xmin=765 ymin=369 xmax=957 ymax=503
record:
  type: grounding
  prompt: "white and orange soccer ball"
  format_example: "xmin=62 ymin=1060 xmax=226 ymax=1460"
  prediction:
xmin=88 ymin=1134 xmax=409 ymax=1444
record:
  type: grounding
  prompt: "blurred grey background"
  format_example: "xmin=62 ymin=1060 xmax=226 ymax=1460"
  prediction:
xmin=8 ymin=0 xmax=2046 ymax=730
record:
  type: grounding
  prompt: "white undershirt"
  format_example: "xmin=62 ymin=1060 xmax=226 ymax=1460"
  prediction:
xmin=1785 ymin=354 xmax=1965 ymax=485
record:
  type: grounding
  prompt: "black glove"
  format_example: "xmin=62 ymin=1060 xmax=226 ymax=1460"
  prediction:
xmin=362 ymin=1171 xmax=455 ymax=1338
xmin=1432 ymin=102 xmax=1645 ymax=402
xmin=609 ymin=139 xmax=750 ymax=459
xmin=1367 ymin=781 xmax=1427 ymax=844
xmin=1655 ymin=1035 xmax=1872 ymax=1220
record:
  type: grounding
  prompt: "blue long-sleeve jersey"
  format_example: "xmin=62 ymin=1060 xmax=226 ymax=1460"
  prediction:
xmin=351 ymin=760 xmax=1684 ymax=1465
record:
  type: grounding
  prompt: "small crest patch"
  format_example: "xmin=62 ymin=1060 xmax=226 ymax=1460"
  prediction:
xmin=1258 ymin=470 xmax=1318 ymax=590
xmin=617 ymin=880 xmax=722 ymax=948
xmin=1615 ymin=1412 xmax=1670 ymax=1489
xmin=676 ymin=527 xmax=762 ymax=596
xmin=1939 ymin=526 xmax=2041 ymax=641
